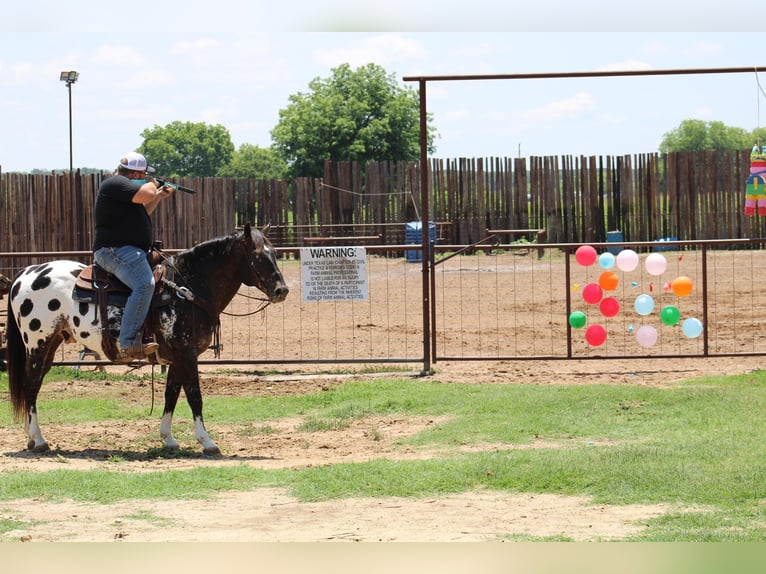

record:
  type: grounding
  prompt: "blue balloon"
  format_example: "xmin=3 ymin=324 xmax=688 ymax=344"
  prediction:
xmin=598 ymin=252 xmax=616 ymax=269
xmin=682 ymin=317 xmax=703 ymax=338
xmin=634 ymin=294 xmax=655 ymax=316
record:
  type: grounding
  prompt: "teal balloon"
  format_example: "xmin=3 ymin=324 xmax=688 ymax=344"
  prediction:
xmin=634 ymin=294 xmax=655 ymax=316
xmin=682 ymin=317 xmax=703 ymax=338
xmin=568 ymin=311 xmax=587 ymax=329
xmin=598 ymin=252 xmax=616 ymax=269
xmin=660 ymin=305 xmax=681 ymax=326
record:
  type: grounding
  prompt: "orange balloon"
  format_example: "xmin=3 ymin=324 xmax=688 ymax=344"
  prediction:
xmin=671 ymin=276 xmax=693 ymax=297
xmin=598 ymin=271 xmax=619 ymax=291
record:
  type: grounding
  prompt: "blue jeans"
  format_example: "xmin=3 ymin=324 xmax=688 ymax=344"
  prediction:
xmin=93 ymin=245 xmax=155 ymax=349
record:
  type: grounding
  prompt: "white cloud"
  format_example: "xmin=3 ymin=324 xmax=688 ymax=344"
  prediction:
xmin=169 ymin=38 xmax=221 ymax=55
xmin=521 ymin=91 xmax=595 ymax=122
xmin=312 ymin=34 xmax=426 ymax=69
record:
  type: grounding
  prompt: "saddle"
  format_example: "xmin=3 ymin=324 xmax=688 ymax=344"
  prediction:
xmin=72 ymin=250 xmax=171 ymax=362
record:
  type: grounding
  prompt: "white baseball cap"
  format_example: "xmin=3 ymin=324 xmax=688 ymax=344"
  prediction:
xmin=119 ymin=152 xmax=155 ymax=173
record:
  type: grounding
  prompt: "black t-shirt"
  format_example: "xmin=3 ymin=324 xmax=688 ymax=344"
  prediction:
xmin=92 ymin=175 xmax=153 ymax=252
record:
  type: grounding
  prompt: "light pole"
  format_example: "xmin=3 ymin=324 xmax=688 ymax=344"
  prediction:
xmin=59 ymin=71 xmax=79 ymax=173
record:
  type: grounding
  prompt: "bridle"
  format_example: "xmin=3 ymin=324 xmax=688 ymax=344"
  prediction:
xmin=220 ymin=232 xmax=277 ymax=317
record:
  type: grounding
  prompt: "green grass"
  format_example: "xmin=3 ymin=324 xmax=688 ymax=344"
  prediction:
xmin=2 ymin=369 xmax=766 ymax=540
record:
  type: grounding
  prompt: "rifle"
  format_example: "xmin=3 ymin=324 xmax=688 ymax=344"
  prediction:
xmin=154 ymin=177 xmax=197 ymax=194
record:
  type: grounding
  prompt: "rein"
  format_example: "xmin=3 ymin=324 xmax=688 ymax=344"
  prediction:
xmin=221 ymin=290 xmax=270 ymax=317
xmin=151 ymin=248 xmax=222 ymax=358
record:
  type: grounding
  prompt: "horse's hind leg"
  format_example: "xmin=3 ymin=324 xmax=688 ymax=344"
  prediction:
xmin=24 ymin=344 xmax=59 ymax=452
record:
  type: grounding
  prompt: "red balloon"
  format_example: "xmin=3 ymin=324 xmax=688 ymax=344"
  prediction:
xmin=585 ymin=324 xmax=607 ymax=346
xmin=599 ymin=297 xmax=620 ymax=318
xmin=582 ymin=282 xmax=603 ymax=305
xmin=575 ymin=245 xmax=598 ymax=267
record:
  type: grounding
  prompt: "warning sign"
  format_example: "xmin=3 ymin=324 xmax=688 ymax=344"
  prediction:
xmin=300 ymin=246 xmax=369 ymax=301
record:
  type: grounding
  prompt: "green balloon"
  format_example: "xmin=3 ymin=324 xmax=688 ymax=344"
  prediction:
xmin=660 ymin=305 xmax=681 ymax=326
xmin=569 ymin=311 xmax=587 ymax=329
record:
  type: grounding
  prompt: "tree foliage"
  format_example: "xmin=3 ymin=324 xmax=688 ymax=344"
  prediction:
xmin=271 ymin=63 xmax=436 ymax=178
xmin=138 ymin=121 xmax=235 ymax=177
xmin=216 ymin=144 xmax=288 ymax=179
xmin=659 ymin=119 xmax=761 ymax=153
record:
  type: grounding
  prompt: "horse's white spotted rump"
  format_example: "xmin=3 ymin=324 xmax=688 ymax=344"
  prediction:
xmin=10 ymin=260 xmax=180 ymax=359
xmin=10 ymin=261 xmax=107 ymax=353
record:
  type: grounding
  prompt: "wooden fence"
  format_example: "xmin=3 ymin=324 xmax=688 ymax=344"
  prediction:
xmin=1 ymin=151 xmax=763 ymax=265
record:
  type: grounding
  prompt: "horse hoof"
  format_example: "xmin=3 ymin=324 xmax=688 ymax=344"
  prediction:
xmin=203 ymin=446 xmax=221 ymax=456
xmin=27 ymin=441 xmax=50 ymax=453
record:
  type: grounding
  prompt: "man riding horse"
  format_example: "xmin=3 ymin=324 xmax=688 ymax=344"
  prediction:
xmin=93 ymin=152 xmax=176 ymax=362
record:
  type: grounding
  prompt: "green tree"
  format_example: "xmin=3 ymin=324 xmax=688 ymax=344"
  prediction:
xmin=659 ymin=119 xmax=752 ymax=153
xmin=271 ymin=63 xmax=437 ymax=178
xmin=216 ymin=144 xmax=288 ymax=179
xmin=138 ymin=121 xmax=235 ymax=177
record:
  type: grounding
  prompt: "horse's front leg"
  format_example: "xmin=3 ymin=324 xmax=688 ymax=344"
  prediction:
xmin=159 ymin=365 xmax=183 ymax=450
xmin=182 ymin=366 xmax=220 ymax=456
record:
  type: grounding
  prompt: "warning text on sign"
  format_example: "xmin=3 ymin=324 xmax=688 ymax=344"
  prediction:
xmin=300 ymin=246 xmax=369 ymax=302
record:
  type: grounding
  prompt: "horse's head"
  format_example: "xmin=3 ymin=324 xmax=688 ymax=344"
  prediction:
xmin=237 ymin=223 xmax=289 ymax=303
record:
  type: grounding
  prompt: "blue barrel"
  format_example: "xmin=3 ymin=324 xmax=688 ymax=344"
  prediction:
xmin=405 ymin=221 xmax=436 ymax=262
xmin=606 ymin=230 xmax=623 ymax=255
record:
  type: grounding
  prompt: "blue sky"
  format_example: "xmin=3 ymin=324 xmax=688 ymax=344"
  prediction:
xmin=2 ymin=1 xmax=765 ymax=172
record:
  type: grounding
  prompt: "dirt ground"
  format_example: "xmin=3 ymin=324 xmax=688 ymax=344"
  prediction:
xmin=1 ymin=354 xmax=761 ymax=543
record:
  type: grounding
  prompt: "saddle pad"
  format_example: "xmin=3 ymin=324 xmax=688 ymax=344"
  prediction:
xmin=75 ymin=264 xmax=130 ymax=293
xmin=71 ymin=286 xmax=129 ymax=306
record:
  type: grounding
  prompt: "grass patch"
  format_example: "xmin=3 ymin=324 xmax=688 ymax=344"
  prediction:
xmin=121 ymin=510 xmax=176 ymax=527
xmin=2 ymin=370 xmax=766 ymax=540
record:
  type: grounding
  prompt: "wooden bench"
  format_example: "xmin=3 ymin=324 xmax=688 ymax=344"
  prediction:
xmin=303 ymin=235 xmax=382 ymax=246
xmin=486 ymin=228 xmax=547 ymax=258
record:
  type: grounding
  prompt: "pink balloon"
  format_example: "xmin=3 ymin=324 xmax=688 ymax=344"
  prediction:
xmin=599 ymin=297 xmax=620 ymax=318
xmin=575 ymin=245 xmax=598 ymax=267
xmin=644 ymin=253 xmax=667 ymax=276
xmin=616 ymin=249 xmax=639 ymax=272
xmin=582 ymin=282 xmax=604 ymax=305
xmin=635 ymin=325 xmax=658 ymax=347
xmin=585 ymin=324 xmax=607 ymax=346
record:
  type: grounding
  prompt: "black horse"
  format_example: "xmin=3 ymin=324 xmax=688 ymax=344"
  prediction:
xmin=5 ymin=224 xmax=288 ymax=455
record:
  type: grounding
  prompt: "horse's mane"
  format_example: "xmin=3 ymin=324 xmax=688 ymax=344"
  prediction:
xmin=171 ymin=227 xmax=267 ymax=271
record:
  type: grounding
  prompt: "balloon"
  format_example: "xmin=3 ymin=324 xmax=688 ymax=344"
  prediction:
xmin=568 ymin=311 xmax=587 ymax=329
xmin=636 ymin=325 xmax=658 ymax=347
xmin=575 ymin=245 xmax=598 ymax=267
xmin=634 ymin=294 xmax=655 ymax=316
xmin=616 ymin=249 xmax=639 ymax=272
xmin=599 ymin=297 xmax=620 ymax=318
xmin=598 ymin=252 xmax=616 ymax=269
xmin=682 ymin=317 xmax=703 ymax=338
xmin=671 ymin=276 xmax=693 ymax=297
xmin=660 ymin=305 xmax=681 ymax=326
xmin=585 ymin=324 xmax=607 ymax=346
xmin=582 ymin=282 xmax=603 ymax=305
xmin=645 ymin=253 xmax=667 ymax=276
xmin=598 ymin=271 xmax=619 ymax=291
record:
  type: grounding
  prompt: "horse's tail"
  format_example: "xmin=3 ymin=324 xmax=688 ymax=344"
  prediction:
xmin=6 ymin=293 xmax=29 ymax=421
